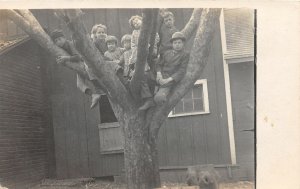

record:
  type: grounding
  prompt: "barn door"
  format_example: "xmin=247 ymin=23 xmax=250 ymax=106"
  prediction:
xmin=98 ymin=95 xmax=124 ymax=154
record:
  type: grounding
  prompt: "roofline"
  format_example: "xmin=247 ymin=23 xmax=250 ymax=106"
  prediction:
xmin=0 ymin=36 xmax=31 ymax=56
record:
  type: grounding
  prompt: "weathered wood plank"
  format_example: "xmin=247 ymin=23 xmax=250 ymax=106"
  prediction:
xmin=93 ymin=9 xmax=107 ymax=27
xmin=82 ymin=9 xmax=95 ymax=37
xmin=204 ymin=114 xmax=220 ymax=164
xmin=165 ymin=118 xmax=180 ymax=166
xmin=51 ymin=95 xmax=69 ymax=178
xmin=105 ymin=9 xmax=121 ymax=39
xmin=66 ymin=95 xmax=84 ymax=178
xmin=191 ymin=118 xmax=207 ymax=164
xmin=178 ymin=117 xmax=193 ymax=166
xmin=76 ymin=93 xmax=91 ymax=177
xmin=84 ymin=96 xmax=103 ymax=176
xmin=157 ymin=122 xmax=168 ymax=166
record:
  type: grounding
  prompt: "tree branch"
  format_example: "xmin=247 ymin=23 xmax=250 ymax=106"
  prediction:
xmin=130 ymin=9 xmax=153 ymax=99
xmin=147 ymin=8 xmax=159 ymax=70
xmin=4 ymin=9 xmax=88 ymax=77
xmin=152 ymin=9 xmax=222 ymax=131
xmin=61 ymin=9 xmax=136 ymax=111
xmin=181 ymin=8 xmax=203 ymax=41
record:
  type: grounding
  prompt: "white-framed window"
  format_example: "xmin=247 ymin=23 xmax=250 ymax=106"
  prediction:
xmin=169 ymin=79 xmax=210 ymax=117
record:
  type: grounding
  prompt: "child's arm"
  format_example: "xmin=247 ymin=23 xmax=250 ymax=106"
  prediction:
xmin=56 ymin=56 xmax=71 ymax=64
xmin=67 ymin=41 xmax=82 ymax=62
xmin=57 ymin=41 xmax=82 ymax=64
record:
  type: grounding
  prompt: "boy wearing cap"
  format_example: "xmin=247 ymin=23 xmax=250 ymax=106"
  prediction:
xmin=51 ymin=30 xmax=82 ymax=65
xmin=139 ymin=32 xmax=189 ymax=110
xmin=158 ymin=11 xmax=179 ymax=56
xmin=154 ymin=31 xmax=189 ymax=105
xmin=51 ymin=29 xmax=102 ymax=109
xmin=104 ymin=35 xmax=123 ymax=62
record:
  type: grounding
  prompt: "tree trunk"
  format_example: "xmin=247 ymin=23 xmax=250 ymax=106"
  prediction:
xmin=122 ymin=111 xmax=163 ymax=189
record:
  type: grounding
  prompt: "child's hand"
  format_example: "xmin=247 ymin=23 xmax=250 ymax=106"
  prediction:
xmin=56 ymin=56 xmax=70 ymax=64
xmin=156 ymin=72 xmax=163 ymax=83
xmin=160 ymin=77 xmax=173 ymax=86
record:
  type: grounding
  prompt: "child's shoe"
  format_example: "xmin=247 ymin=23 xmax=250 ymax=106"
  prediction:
xmin=138 ymin=99 xmax=155 ymax=111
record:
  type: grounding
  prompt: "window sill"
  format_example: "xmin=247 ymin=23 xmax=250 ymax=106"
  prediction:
xmin=101 ymin=149 xmax=124 ymax=155
xmin=168 ymin=111 xmax=210 ymax=118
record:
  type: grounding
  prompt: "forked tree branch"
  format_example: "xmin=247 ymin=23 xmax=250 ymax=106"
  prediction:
xmin=130 ymin=9 xmax=153 ymax=99
xmin=181 ymin=8 xmax=203 ymax=41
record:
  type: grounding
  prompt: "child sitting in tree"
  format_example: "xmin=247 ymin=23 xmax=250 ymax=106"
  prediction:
xmin=51 ymin=29 xmax=102 ymax=109
xmin=128 ymin=15 xmax=160 ymax=69
xmin=104 ymin=35 xmax=123 ymax=61
xmin=118 ymin=34 xmax=133 ymax=78
xmin=139 ymin=32 xmax=189 ymax=110
xmin=158 ymin=11 xmax=179 ymax=56
xmin=154 ymin=31 xmax=189 ymax=104
xmin=91 ymin=24 xmax=108 ymax=56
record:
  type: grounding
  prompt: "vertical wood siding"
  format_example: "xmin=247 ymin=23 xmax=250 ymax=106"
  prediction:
xmin=0 ymin=41 xmax=54 ymax=188
xmin=228 ymin=62 xmax=254 ymax=180
xmin=4 ymin=9 xmax=232 ymax=178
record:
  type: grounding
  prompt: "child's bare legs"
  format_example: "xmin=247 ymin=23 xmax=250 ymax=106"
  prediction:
xmin=90 ymin=80 xmax=104 ymax=109
xmin=77 ymin=74 xmax=90 ymax=94
xmin=77 ymin=74 xmax=103 ymax=109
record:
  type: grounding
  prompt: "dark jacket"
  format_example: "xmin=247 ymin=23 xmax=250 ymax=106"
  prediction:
xmin=94 ymin=38 xmax=108 ymax=55
xmin=157 ymin=49 xmax=189 ymax=82
xmin=62 ymin=40 xmax=82 ymax=62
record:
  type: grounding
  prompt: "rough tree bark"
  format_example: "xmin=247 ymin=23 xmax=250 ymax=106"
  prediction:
xmin=129 ymin=9 xmax=153 ymax=99
xmin=4 ymin=8 xmax=221 ymax=189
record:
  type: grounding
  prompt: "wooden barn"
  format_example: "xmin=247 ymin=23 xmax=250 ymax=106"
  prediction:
xmin=0 ymin=8 xmax=254 ymax=188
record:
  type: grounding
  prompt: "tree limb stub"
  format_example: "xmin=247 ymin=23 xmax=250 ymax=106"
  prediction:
xmin=181 ymin=8 xmax=203 ymax=41
xmin=156 ymin=8 xmax=221 ymax=127
xmin=61 ymin=9 xmax=136 ymax=111
xmin=130 ymin=9 xmax=153 ymax=99
xmin=4 ymin=9 xmax=88 ymax=77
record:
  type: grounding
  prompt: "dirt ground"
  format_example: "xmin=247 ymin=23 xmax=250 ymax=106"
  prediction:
xmin=31 ymin=179 xmax=254 ymax=189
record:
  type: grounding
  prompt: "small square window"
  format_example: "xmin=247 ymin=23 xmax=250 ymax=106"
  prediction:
xmin=169 ymin=79 xmax=210 ymax=117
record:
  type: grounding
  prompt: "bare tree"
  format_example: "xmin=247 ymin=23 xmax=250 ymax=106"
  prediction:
xmin=3 ymin=8 xmax=221 ymax=189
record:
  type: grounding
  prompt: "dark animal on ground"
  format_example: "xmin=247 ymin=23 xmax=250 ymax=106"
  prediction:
xmin=186 ymin=164 xmax=220 ymax=189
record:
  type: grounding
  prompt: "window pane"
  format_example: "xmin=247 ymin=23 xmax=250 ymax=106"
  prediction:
xmin=174 ymin=100 xmax=184 ymax=114
xmin=183 ymin=99 xmax=193 ymax=113
xmin=100 ymin=95 xmax=118 ymax=123
xmin=193 ymin=85 xmax=203 ymax=98
xmin=184 ymin=89 xmax=193 ymax=99
xmin=170 ymin=80 xmax=209 ymax=116
xmin=194 ymin=99 xmax=204 ymax=112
